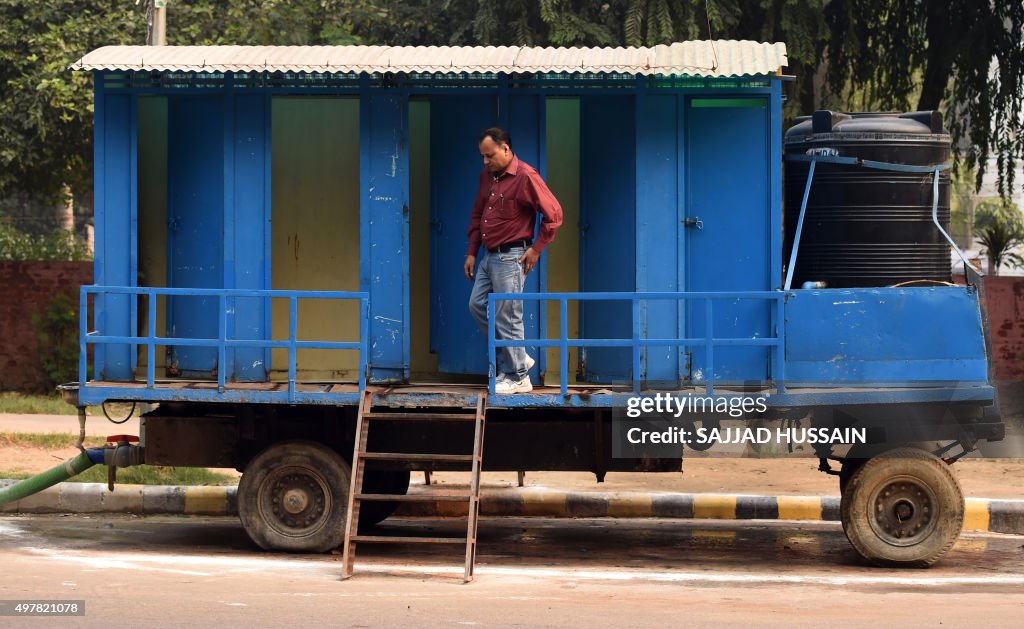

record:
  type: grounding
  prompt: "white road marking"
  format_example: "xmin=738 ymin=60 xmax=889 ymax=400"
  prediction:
xmin=21 ymin=546 xmax=1024 ymax=588
xmin=0 ymin=522 xmax=24 ymax=537
xmin=363 ymin=564 xmax=1024 ymax=587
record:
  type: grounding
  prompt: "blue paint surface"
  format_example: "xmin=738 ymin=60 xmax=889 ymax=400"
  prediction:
xmin=361 ymin=92 xmax=409 ymax=382
xmin=230 ymin=94 xmax=270 ymax=381
xmin=686 ymin=98 xmax=771 ymax=384
xmin=76 ymin=382 xmax=994 ymax=410
xmin=94 ymin=90 xmax=135 ymax=380
xmin=580 ymin=96 xmax=636 ymax=383
xmin=635 ymin=93 xmax=681 ymax=387
xmin=507 ymin=94 xmax=544 ymax=378
xmin=429 ymin=96 xmax=498 ymax=374
xmin=167 ymin=96 xmax=224 ymax=376
xmin=784 ymin=287 xmax=988 ymax=384
xmin=83 ymin=70 xmax=997 ymax=421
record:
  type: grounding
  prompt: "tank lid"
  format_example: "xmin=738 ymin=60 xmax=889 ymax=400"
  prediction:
xmin=786 ymin=110 xmax=946 ymax=139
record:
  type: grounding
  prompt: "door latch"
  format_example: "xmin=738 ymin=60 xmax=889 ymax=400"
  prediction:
xmin=682 ymin=217 xmax=703 ymax=230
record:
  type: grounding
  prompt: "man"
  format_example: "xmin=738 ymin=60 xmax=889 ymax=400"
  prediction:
xmin=465 ymin=127 xmax=562 ymax=394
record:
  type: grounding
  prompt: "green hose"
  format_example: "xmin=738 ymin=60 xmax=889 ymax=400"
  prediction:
xmin=0 ymin=451 xmax=97 ymax=506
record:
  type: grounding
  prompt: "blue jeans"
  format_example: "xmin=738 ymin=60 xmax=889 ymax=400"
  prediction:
xmin=468 ymin=246 xmax=529 ymax=379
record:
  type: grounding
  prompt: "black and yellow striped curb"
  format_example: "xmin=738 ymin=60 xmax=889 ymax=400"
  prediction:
xmin=398 ymin=488 xmax=1024 ymax=535
xmin=0 ymin=481 xmax=237 ymax=516
xmin=2 ymin=480 xmax=1022 ymax=535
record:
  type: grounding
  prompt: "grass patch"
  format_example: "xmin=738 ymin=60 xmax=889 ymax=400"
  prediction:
xmin=0 ymin=432 xmax=104 ymax=449
xmin=0 ymin=392 xmax=138 ymax=418
xmin=0 ymin=466 xmax=236 ymax=486
xmin=0 ymin=392 xmax=78 ymax=415
xmin=69 ymin=465 xmax=237 ymax=486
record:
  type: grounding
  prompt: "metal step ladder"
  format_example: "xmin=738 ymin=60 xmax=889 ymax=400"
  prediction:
xmin=341 ymin=390 xmax=487 ymax=582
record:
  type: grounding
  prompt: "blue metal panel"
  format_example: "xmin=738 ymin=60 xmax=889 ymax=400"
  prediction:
xmin=768 ymin=80 xmax=783 ymax=290
xmin=579 ymin=97 xmax=635 ymax=383
xmin=784 ymin=287 xmax=989 ymax=384
xmin=635 ymin=92 xmax=680 ymax=387
xmin=507 ymin=94 xmax=544 ymax=380
xmin=685 ymin=98 xmax=771 ymax=384
xmin=93 ymin=84 xmax=136 ymax=381
xmin=76 ymin=381 xmax=994 ymax=410
xmin=230 ymin=93 xmax=270 ymax=381
xmin=429 ymin=95 xmax=498 ymax=374
xmin=360 ymin=91 xmax=410 ymax=382
xmin=167 ymin=96 xmax=224 ymax=376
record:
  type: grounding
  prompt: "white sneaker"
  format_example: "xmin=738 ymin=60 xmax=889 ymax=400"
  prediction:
xmin=497 ymin=355 xmax=535 ymax=383
xmin=495 ymin=375 xmax=533 ymax=394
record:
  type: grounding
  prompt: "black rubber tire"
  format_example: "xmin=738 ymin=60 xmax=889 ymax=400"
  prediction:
xmin=358 ymin=469 xmax=411 ymax=528
xmin=838 ymin=459 xmax=865 ymax=496
xmin=841 ymin=447 xmax=964 ymax=568
xmin=238 ymin=440 xmax=351 ymax=553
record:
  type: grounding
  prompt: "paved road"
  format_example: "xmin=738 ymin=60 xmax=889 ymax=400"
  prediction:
xmin=1 ymin=514 xmax=1022 ymax=627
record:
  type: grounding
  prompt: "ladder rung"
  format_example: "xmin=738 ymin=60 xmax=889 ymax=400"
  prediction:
xmin=356 ymin=493 xmax=471 ymax=502
xmin=362 ymin=412 xmax=477 ymax=421
xmin=359 ymin=452 xmax=474 ymax=462
xmin=352 ymin=535 xmax=468 ymax=544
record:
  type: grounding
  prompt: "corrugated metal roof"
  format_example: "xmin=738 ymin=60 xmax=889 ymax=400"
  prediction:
xmin=70 ymin=41 xmax=787 ymax=78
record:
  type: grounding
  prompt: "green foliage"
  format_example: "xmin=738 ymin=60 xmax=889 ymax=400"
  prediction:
xmin=0 ymin=223 xmax=91 ymax=261
xmin=169 ymin=1 xmax=361 ymax=46
xmin=0 ymin=1 xmax=144 ymax=206
xmin=973 ymin=198 xmax=1024 ymax=275
xmin=3 ymin=0 xmax=1021 ymax=209
xmin=30 ymin=292 xmax=80 ymax=388
xmin=949 ymin=164 xmax=976 ymax=247
xmin=825 ymin=1 xmax=1024 ymax=198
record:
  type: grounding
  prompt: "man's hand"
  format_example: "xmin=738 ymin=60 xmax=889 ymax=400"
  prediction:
xmin=464 ymin=254 xmax=476 ymax=280
xmin=519 ymin=247 xmax=539 ymax=275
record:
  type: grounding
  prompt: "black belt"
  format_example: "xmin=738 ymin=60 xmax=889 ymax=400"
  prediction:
xmin=490 ymin=239 xmax=532 ymax=253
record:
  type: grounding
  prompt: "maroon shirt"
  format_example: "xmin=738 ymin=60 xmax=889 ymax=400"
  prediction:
xmin=466 ymin=156 xmax=563 ymax=256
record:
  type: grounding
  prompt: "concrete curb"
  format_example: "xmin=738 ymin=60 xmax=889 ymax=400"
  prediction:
xmin=2 ymin=480 xmax=1023 ymax=535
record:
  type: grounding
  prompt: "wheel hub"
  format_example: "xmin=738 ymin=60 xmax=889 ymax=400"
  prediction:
xmin=264 ymin=470 xmax=329 ymax=532
xmin=868 ymin=476 xmax=938 ymax=546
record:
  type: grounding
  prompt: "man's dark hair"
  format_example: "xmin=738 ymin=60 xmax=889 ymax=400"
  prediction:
xmin=480 ymin=127 xmax=512 ymax=149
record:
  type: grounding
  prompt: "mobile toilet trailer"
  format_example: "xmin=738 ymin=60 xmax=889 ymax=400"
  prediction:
xmin=61 ymin=41 xmax=1003 ymax=573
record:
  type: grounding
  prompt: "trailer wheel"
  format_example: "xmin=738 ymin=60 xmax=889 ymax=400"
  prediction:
xmin=841 ymin=448 xmax=963 ymax=568
xmin=838 ymin=459 xmax=865 ymax=496
xmin=238 ymin=440 xmax=350 ymax=553
xmin=359 ymin=470 xmax=411 ymax=527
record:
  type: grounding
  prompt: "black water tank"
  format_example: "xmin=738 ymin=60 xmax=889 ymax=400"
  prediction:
xmin=783 ymin=110 xmax=952 ymax=288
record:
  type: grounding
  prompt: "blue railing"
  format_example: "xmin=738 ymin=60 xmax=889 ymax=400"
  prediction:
xmin=80 ymin=286 xmax=369 ymax=402
xmin=487 ymin=291 xmax=787 ymax=396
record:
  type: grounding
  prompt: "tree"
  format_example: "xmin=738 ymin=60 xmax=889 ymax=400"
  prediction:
xmin=825 ymin=1 xmax=1024 ymax=198
xmin=0 ymin=1 xmax=143 ymax=207
xmin=0 ymin=0 xmax=363 ymax=211
xmin=973 ymin=198 xmax=1024 ymax=275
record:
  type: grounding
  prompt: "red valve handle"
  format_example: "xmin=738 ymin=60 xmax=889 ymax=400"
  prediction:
xmin=106 ymin=434 xmax=140 ymax=443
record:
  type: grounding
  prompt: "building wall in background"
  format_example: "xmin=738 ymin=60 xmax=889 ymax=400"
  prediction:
xmin=0 ymin=261 xmax=93 ymax=392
